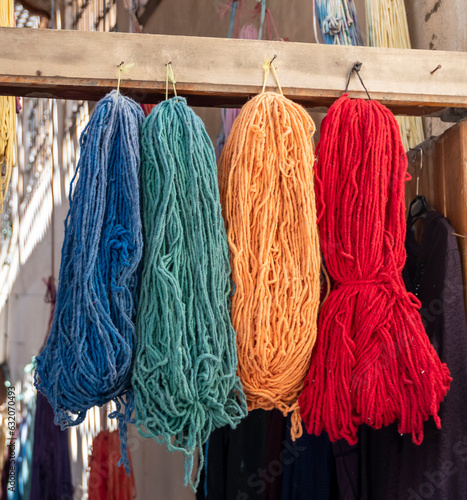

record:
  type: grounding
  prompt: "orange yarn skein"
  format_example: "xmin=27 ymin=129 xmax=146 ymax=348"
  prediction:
xmin=219 ymin=91 xmax=321 ymax=438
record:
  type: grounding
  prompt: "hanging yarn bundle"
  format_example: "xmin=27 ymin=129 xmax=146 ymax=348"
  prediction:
xmin=365 ymin=0 xmax=424 ymax=150
xmin=218 ymin=91 xmax=321 ymax=439
xmin=88 ymin=430 xmax=136 ymax=500
xmin=35 ymin=91 xmax=144 ymax=472
xmin=132 ymin=96 xmax=247 ymax=489
xmin=0 ymin=0 xmax=16 ymax=213
xmin=299 ymin=94 xmax=451 ymax=445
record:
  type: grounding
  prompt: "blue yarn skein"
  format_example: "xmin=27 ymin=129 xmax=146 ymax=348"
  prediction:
xmin=35 ymin=91 xmax=144 ymax=473
xmin=132 ymin=97 xmax=247 ymax=490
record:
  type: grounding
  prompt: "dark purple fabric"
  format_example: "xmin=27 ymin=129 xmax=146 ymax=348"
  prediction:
xmin=30 ymin=391 xmax=73 ymax=500
xmin=332 ymin=437 xmax=360 ymax=500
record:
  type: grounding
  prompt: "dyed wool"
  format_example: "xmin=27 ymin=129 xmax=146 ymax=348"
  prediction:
xmin=299 ymin=94 xmax=451 ymax=445
xmin=35 ymin=91 xmax=144 ymax=472
xmin=132 ymin=97 xmax=247 ymax=489
xmin=218 ymin=91 xmax=321 ymax=439
xmin=88 ymin=430 xmax=136 ymax=500
xmin=365 ymin=0 xmax=424 ymax=150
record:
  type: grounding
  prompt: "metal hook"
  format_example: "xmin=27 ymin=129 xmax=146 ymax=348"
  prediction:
xmin=416 ymin=148 xmax=423 ymax=196
xmin=409 ymin=147 xmax=423 ymax=196
xmin=344 ymin=62 xmax=371 ymax=100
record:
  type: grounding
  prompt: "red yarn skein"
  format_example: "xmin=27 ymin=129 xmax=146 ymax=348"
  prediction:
xmin=299 ymin=95 xmax=451 ymax=445
xmin=88 ymin=430 xmax=136 ymax=500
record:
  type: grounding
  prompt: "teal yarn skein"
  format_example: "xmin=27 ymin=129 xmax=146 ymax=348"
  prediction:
xmin=133 ymin=97 xmax=247 ymax=489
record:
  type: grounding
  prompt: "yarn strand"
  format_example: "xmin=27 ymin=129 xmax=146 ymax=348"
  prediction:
xmin=132 ymin=97 xmax=247 ymax=490
xmin=218 ymin=92 xmax=321 ymax=439
xmin=0 ymin=0 xmax=16 ymax=213
xmin=35 ymin=91 xmax=144 ymax=472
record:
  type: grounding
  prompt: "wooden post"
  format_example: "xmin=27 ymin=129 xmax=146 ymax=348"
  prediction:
xmin=406 ymin=122 xmax=467 ymax=313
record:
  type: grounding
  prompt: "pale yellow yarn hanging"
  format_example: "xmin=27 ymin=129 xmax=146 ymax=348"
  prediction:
xmin=366 ymin=0 xmax=425 ymax=150
xmin=0 ymin=0 xmax=16 ymax=213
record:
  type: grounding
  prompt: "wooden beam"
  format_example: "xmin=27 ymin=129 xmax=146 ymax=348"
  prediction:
xmin=2 ymin=27 xmax=467 ymax=115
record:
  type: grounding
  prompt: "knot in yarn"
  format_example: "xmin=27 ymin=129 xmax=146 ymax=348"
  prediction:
xmin=35 ymin=91 xmax=145 ymax=473
xmin=322 ymin=15 xmax=344 ymax=36
xmin=109 ymin=225 xmax=136 ymax=292
xmin=132 ymin=96 xmax=247 ymax=490
xmin=218 ymin=92 xmax=321 ymax=438
xmin=299 ymin=94 xmax=451 ymax=446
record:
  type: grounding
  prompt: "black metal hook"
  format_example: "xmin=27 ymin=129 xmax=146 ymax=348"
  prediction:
xmin=344 ymin=62 xmax=371 ymax=100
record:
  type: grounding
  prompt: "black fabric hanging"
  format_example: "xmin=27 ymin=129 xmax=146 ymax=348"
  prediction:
xmin=282 ymin=415 xmax=339 ymax=500
xmin=197 ymin=410 xmax=270 ymax=500
xmin=262 ymin=410 xmax=286 ymax=500
xmin=333 ymin=210 xmax=467 ymax=500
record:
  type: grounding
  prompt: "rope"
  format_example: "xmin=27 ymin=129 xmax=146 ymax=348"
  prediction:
xmin=365 ymin=0 xmax=424 ymax=150
xmin=0 ymin=0 xmax=16 ymax=213
xmin=88 ymin=430 xmax=136 ymax=500
xmin=261 ymin=56 xmax=283 ymax=95
xmin=218 ymin=92 xmax=321 ymax=440
xmin=165 ymin=61 xmax=177 ymax=100
xmin=35 ymin=91 xmax=145 ymax=473
xmin=298 ymin=94 xmax=451 ymax=445
xmin=132 ymin=96 xmax=247 ymax=491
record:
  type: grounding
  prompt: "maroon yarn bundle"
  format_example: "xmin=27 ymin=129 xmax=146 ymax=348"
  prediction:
xmin=299 ymin=94 xmax=451 ymax=445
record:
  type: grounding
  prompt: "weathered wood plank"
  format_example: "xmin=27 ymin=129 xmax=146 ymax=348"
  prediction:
xmin=1 ymin=27 xmax=467 ymax=115
xmin=406 ymin=122 xmax=467 ymax=313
